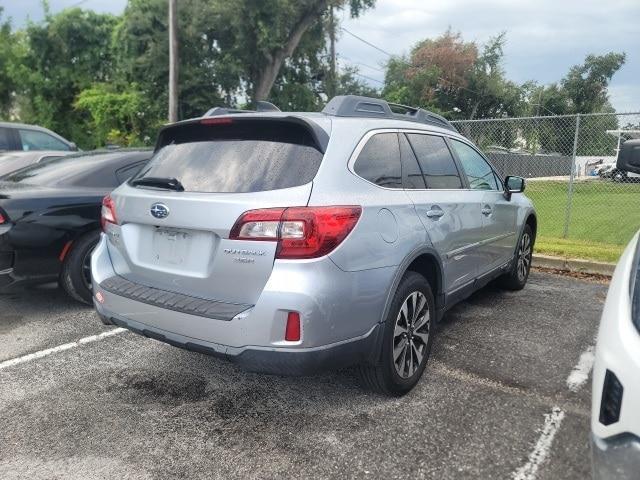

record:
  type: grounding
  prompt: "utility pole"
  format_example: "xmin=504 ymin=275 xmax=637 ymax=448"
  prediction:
xmin=168 ymin=0 xmax=179 ymax=123
xmin=328 ymin=6 xmax=337 ymax=98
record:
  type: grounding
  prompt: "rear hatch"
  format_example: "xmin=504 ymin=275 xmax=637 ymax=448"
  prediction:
xmin=105 ymin=116 xmax=329 ymax=305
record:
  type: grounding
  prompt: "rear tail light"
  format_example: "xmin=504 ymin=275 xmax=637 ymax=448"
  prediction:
xmin=229 ymin=206 xmax=362 ymax=259
xmin=101 ymin=195 xmax=118 ymax=231
xmin=285 ymin=312 xmax=301 ymax=341
xmin=0 ymin=212 xmax=5 ymax=224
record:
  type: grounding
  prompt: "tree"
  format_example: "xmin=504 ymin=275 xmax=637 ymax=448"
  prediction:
xmin=0 ymin=8 xmax=18 ymax=119
xmin=214 ymin=0 xmax=375 ymax=104
xmin=382 ymin=30 xmax=525 ymax=120
xmin=15 ymin=8 xmax=117 ymax=147
xmin=562 ymin=52 xmax=626 ymax=113
xmin=74 ymin=83 xmax=158 ymax=147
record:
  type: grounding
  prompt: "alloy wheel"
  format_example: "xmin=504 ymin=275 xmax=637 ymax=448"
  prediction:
xmin=81 ymin=248 xmax=94 ymax=293
xmin=393 ymin=291 xmax=430 ymax=379
xmin=517 ymin=232 xmax=532 ymax=282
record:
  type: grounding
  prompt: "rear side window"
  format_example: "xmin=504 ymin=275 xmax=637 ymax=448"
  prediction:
xmin=450 ymin=139 xmax=500 ymax=191
xmin=135 ymin=120 xmax=324 ymax=193
xmin=353 ymin=133 xmax=402 ymax=188
xmin=19 ymin=129 xmax=70 ymax=151
xmin=407 ymin=134 xmax=462 ymax=189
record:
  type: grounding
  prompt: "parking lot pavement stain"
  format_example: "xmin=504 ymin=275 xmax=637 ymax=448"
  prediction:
xmin=0 ymin=314 xmax=23 ymax=334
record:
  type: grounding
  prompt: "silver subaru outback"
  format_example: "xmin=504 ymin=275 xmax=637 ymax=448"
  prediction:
xmin=92 ymin=95 xmax=536 ymax=395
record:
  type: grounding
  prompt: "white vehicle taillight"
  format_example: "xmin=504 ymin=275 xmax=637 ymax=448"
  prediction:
xmin=229 ymin=206 xmax=362 ymax=259
xmin=101 ymin=195 xmax=118 ymax=231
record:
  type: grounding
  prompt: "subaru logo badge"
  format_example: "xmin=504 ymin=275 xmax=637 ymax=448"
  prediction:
xmin=150 ymin=203 xmax=170 ymax=219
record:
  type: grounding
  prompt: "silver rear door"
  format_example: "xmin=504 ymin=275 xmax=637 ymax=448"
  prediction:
xmin=400 ymin=132 xmax=483 ymax=292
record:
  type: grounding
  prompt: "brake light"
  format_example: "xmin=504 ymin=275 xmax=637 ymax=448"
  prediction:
xmin=200 ymin=117 xmax=233 ymax=125
xmin=0 ymin=212 xmax=5 ymax=224
xmin=101 ymin=195 xmax=117 ymax=231
xmin=229 ymin=206 xmax=362 ymax=259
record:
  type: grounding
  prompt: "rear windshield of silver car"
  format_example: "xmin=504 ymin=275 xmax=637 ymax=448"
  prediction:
xmin=132 ymin=119 xmax=324 ymax=193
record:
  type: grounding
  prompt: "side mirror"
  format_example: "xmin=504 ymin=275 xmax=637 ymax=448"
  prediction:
xmin=69 ymin=142 xmax=79 ymax=151
xmin=504 ymin=175 xmax=525 ymax=201
xmin=617 ymin=139 xmax=640 ymax=175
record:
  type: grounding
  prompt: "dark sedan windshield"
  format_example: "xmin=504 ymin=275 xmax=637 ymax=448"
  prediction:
xmin=0 ymin=151 xmax=140 ymax=188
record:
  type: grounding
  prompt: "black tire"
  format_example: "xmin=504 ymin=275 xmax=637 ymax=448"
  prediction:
xmin=357 ymin=271 xmax=435 ymax=396
xmin=499 ymin=224 xmax=533 ymax=291
xmin=60 ymin=230 xmax=100 ymax=305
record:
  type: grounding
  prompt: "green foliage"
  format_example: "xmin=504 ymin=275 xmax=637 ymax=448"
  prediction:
xmin=0 ymin=8 xmax=18 ymax=118
xmin=15 ymin=8 xmax=118 ymax=148
xmin=74 ymin=83 xmax=159 ymax=147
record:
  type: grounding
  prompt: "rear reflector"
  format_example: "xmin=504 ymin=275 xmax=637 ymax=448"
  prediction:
xmin=101 ymin=195 xmax=117 ymax=231
xmin=285 ymin=312 xmax=301 ymax=341
xmin=59 ymin=240 xmax=73 ymax=262
xmin=229 ymin=206 xmax=362 ymax=259
xmin=95 ymin=291 xmax=105 ymax=304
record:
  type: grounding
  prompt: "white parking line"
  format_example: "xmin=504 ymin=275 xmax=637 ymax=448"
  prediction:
xmin=0 ymin=328 xmax=126 ymax=371
xmin=512 ymin=407 xmax=566 ymax=480
xmin=566 ymin=345 xmax=595 ymax=392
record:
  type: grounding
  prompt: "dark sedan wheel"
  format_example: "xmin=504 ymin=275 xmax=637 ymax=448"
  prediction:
xmin=500 ymin=224 xmax=534 ymax=291
xmin=60 ymin=230 xmax=100 ymax=305
xmin=358 ymin=271 xmax=435 ymax=396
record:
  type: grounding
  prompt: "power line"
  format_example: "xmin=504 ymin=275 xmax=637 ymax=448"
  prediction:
xmin=340 ymin=27 xmax=396 ymax=58
xmin=346 ymin=69 xmax=385 ymax=85
xmin=68 ymin=0 xmax=90 ymax=8
xmin=339 ymin=55 xmax=385 ymax=73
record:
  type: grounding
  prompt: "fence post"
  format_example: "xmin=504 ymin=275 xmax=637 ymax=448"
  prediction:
xmin=563 ymin=114 xmax=581 ymax=238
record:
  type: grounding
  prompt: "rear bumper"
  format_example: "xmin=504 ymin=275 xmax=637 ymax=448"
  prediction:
xmin=591 ymin=433 xmax=640 ymax=480
xmin=91 ymin=235 xmax=394 ymax=374
xmin=100 ymin=310 xmax=384 ymax=375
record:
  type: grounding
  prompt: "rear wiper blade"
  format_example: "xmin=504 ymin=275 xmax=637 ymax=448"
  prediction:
xmin=131 ymin=176 xmax=185 ymax=191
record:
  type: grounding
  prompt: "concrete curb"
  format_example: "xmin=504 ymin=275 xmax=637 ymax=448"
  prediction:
xmin=533 ymin=254 xmax=615 ymax=276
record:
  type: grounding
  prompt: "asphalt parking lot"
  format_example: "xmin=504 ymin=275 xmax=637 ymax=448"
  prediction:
xmin=0 ymin=271 xmax=606 ymax=480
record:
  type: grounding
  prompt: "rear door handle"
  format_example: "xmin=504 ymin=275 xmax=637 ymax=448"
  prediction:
xmin=481 ymin=205 xmax=493 ymax=216
xmin=426 ymin=207 xmax=445 ymax=219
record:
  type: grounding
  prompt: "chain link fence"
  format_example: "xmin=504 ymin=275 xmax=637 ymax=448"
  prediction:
xmin=452 ymin=112 xmax=640 ymax=260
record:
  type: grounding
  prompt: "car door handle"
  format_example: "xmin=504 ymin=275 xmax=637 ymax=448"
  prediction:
xmin=481 ymin=206 xmax=493 ymax=216
xmin=426 ymin=208 xmax=445 ymax=219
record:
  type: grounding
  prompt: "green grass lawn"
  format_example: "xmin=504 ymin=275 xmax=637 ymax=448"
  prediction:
xmin=526 ymin=180 xmax=640 ymax=263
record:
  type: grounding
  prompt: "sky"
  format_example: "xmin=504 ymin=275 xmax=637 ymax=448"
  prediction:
xmin=2 ymin=0 xmax=639 ymax=113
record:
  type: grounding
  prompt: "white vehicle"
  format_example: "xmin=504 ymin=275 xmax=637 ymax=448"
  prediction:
xmin=591 ymin=139 xmax=640 ymax=478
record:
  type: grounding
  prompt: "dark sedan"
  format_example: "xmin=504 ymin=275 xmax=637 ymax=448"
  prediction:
xmin=0 ymin=149 xmax=151 ymax=303
xmin=0 ymin=150 xmax=73 ymax=177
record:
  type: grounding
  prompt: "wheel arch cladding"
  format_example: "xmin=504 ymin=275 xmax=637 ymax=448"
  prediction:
xmin=381 ymin=249 xmax=445 ymax=325
xmin=525 ymin=213 xmax=537 ymax=242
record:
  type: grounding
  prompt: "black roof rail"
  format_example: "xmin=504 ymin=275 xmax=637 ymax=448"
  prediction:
xmin=321 ymin=95 xmax=456 ymax=131
xmin=203 ymin=101 xmax=281 ymax=117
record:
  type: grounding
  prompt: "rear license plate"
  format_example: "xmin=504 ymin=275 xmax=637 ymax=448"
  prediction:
xmin=152 ymin=228 xmax=190 ymax=266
